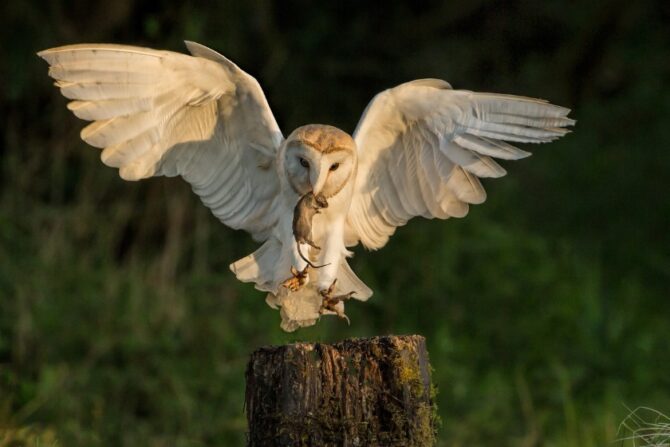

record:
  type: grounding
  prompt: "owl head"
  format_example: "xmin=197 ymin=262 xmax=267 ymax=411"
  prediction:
xmin=283 ymin=124 xmax=357 ymax=198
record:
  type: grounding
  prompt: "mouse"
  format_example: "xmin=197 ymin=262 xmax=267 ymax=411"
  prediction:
xmin=292 ymin=192 xmax=329 ymax=268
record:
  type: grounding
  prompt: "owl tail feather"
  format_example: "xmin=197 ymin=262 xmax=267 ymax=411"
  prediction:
xmin=230 ymin=238 xmax=373 ymax=301
xmin=337 ymin=259 xmax=373 ymax=301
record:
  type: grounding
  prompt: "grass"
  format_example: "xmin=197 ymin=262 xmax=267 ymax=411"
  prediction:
xmin=1 ymin=150 xmax=668 ymax=445
xmin=619 ymin=408 xmax=670 ymax=447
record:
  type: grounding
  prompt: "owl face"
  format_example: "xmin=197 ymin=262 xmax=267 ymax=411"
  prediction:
xmin=283 ymin=125 xmax=356 ymax=198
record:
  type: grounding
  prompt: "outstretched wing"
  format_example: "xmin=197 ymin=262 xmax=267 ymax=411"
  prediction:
xmin=38 ymin=41 xmax=284 ymax=241
xmin=346 ymin=79 xmax=574 ymax=249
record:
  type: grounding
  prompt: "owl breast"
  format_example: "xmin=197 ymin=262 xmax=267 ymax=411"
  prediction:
xmin=309 ymin=173 xmax=355 ymax=243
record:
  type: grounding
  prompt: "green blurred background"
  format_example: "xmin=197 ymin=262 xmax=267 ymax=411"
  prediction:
xmin=1 ymin=0 xmax=669 ymax=446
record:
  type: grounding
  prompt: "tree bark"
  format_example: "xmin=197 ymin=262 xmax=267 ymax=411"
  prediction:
xmin=245 ymin=335 xmax=436 ymax=447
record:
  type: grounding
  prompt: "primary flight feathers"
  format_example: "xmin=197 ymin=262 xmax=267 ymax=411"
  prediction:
xmin=39 ymin=41 xmax=283 ymax=241
xmin=350 ymin=79 xmax=573 ymax=248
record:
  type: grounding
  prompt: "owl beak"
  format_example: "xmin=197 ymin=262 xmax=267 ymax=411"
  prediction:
xmin=310 ymin=166 xmax=328 ymax=196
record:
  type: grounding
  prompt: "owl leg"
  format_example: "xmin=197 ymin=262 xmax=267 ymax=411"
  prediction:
xmin=313 ymin=224 xmax=344 ymax=291
xmin=281 ymin=240 xmax=312 ymax=291
xmin=319 ymin=279 xmax=355 ymax=322
xmin=281 ymin=265 xmax=310 ymax=291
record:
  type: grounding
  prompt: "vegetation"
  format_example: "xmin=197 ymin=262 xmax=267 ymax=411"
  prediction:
xmin=619 ymin=407 xmax=670 ymax=447
xmin=1 ymin=1 xmax=669 ymax=445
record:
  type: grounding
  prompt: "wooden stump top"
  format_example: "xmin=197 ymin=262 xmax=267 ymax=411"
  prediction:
xmin=245 ymin=335 xmax=436 ymax=447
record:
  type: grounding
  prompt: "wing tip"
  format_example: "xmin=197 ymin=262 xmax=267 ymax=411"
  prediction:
xmin=36 ymin=44 xmax=89 ymax=60
xmin=118 ymin=162 xmax=155 ymax=181
xmin=37 ymin=43 xmax=165 ymax=65
xmin=183 ymin=40 xmax=198 ymax=52
xmin=402 ymin=78 xmax=453 ymax=90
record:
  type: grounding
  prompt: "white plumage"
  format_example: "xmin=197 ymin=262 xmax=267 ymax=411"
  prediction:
xmin=39 ymin=41 xmax=574 ymax=331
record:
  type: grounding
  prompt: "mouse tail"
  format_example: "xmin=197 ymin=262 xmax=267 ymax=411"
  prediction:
xmin=297 ymin=242 xmax=329 ymax=269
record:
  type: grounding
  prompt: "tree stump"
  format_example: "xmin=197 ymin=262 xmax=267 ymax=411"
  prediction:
xmin=245 ymin=335 xmax=437 ymax=447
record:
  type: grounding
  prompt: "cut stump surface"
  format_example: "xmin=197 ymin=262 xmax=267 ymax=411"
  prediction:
xmin=245 ymin=335 xmax=436 ymax=447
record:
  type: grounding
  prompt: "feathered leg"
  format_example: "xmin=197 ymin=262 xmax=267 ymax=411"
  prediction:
xmin=280 ymin=214 xmax=311 ymax=291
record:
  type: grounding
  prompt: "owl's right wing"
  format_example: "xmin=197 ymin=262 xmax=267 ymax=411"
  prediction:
xmin=346 ymin=79 xmax=574 ymax=249
xmin=39 ymin=41 xmax=284 ymax=241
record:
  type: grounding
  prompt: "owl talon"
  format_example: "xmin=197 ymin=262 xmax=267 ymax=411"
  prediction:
xmin=319 ymin=279 xmax=355 ymax=323
xmin=282 ymin=265 xmax=310 ymax=292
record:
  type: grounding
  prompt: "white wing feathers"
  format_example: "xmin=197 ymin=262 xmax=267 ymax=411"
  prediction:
xmin=38 ymin=41 xmax=284 ymax=240
xmin=348 ymin=79 xmax=574 ymax=249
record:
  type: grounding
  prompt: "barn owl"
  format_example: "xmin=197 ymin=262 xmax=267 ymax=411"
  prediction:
xmin=39 ymin=41 xmax=574 ymax=331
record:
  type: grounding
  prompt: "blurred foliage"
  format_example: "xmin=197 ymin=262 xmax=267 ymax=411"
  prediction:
xmin=1 ymin=0 xmax=669 ymax=446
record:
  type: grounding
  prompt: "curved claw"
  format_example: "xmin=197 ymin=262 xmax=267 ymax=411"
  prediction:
xmin=319 ymin=279 xmax=355 ymax=323
xmin=281 ymin=265 xmax=309 ymax=292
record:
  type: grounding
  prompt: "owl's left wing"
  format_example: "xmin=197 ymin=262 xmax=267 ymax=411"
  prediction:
xmin=346 ymin=79 xmax=574 ymax=249
xmin=39 ymin=41 xmax=283 ymax=241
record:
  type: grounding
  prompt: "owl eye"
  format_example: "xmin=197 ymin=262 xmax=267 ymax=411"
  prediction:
xmin=329 ymin=163 xmax=340 ymax=171
xmin=299 ymin=157 xmax=309 ymax=168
